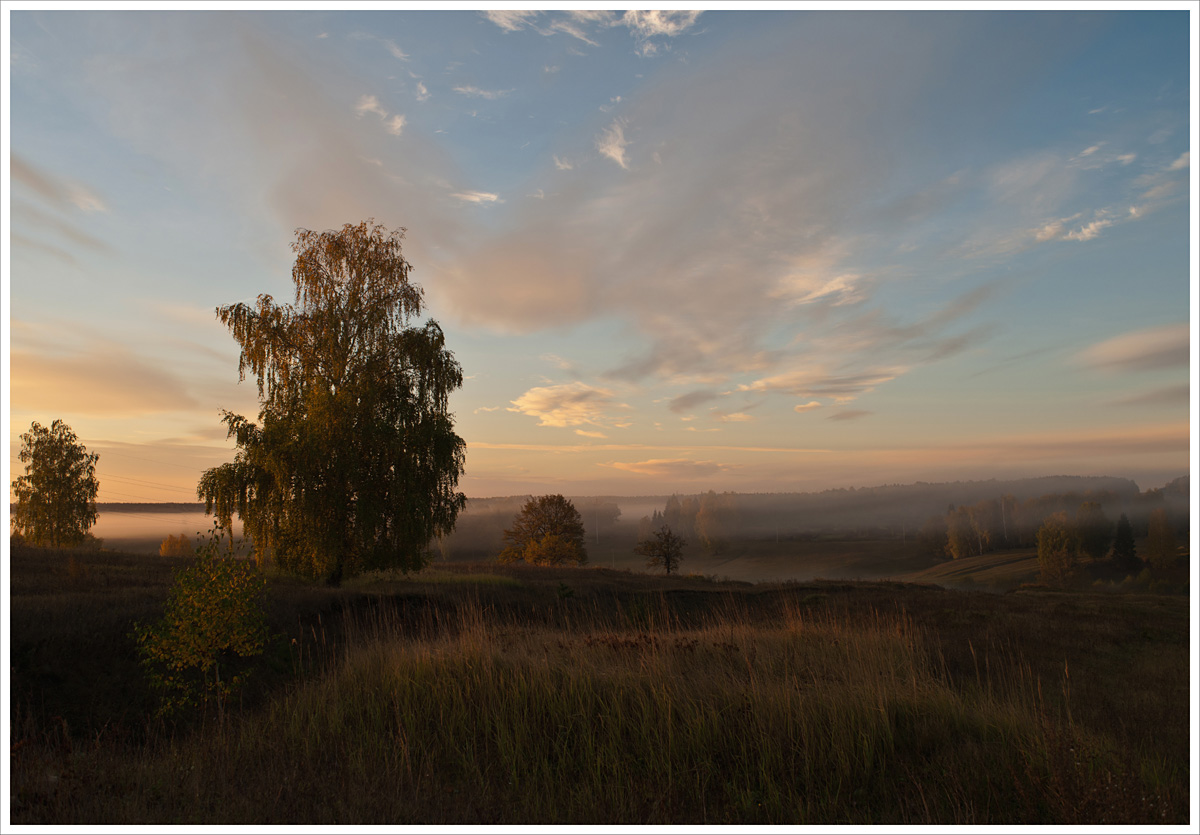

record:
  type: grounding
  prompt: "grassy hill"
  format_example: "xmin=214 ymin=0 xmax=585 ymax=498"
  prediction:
xmin=8 ymin=543 xmax=1191 ymax=824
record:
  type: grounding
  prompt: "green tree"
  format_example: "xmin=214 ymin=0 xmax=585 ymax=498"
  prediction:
xmin=11 ymin=420 xmax=100 ymax=547
xmin=498 ymin=495 xmax=588 ymax=566
xmin=1036 ymin=511 xmax=1079 ymax=588
xmin=634 ymin=525 xmax=687 ymax=575
xmin=134 ymin=525 xmax=269 ymax=722
xmin=1144 ymin=508 xmax=1178 ymax=570
xmin=198 ymin=221 xmax=466 ymax=585
xmin=1074 ymin=501 xmax=1112 ymax=561
xmin=1110 ymin=513 xmax=1140 ymax=573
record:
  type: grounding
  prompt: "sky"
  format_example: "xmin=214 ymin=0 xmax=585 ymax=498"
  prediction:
xmin=3 ymin=5 xmax=1197 ymax=504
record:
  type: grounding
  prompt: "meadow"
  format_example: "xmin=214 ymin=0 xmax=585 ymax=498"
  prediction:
xmin=8 ymin=539 xmax=1191 ymax=825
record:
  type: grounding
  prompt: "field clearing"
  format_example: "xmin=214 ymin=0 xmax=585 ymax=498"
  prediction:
xmin=7 ymin=543 xmax=1191 ymax=824
xmin=898 ymin=549 xmax=1042 ymax=590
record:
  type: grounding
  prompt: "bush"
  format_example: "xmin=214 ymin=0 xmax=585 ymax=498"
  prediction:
xmin=134 ymin=525 xmax=269 ymax=722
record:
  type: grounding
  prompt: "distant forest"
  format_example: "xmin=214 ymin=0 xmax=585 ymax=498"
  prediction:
xmin=98 ymin=474 xmax=1189 ymax=563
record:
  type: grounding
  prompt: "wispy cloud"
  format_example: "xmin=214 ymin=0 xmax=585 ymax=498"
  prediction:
xmin=1168 ymin=151 xmax=1189 ymax=170
xmin=828 ymin=409 xmax=872 ymax=422
xmin=482 ymin=10 xmax=539 ymax=32
xmin=596 ymin=119 xmax=630 ymax=168
xmin=11 ymin=154 xmax=107 ymax=213
xmin=354 ymin=94 xmax=387 ymax=118
xmin=605 ymin=458 xmax=728 ymax=478
xmin=1110 ymin=385 xmax=1189 ymax=408
xmin=553 ymin=155 xmax=573 ymax=171
xmin=668 ymin=390 xmax=719 ymax=413
xmin=386 ymin=114 xmax=406 ymax=136
xmin=383 ymin=39 xmax=409 ymax=60
xmin=453 ymin=85 xmax=511 ymax=100
xmin=451 ymin=190 xmax=500 ymax=204
xmin=1075 ymin=324 xmax=1190 ymax=372
xmin=11 ymin=344 xmax=201 ymax=416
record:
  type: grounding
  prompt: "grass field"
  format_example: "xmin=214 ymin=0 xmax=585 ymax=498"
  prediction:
xmin=7 ymin=542 xmax=1193 ymax=824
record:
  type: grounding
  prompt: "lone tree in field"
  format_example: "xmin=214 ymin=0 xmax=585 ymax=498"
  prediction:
xmin=498 ymin=494 xmax=588 ymax=566
xmin=634 ymin=525 xmax=686 ymax=575
xmin=1036 ymin=511 xmax=1079 ymax=588
xmin=1109 ymin=512 xmax=1140 ymax=574
xmin=198 ymin=221 xmax=466 ymax=585
xmin=11 ymin=419 xmax=100 ymax=547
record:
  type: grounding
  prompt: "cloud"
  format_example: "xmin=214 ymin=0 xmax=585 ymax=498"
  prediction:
xmin=605 ymin=458 xmax=729 ymax=478
xmin=1110 ymin=385 xmax=1189 ymax=407
xmin=415 ymin=81 xmax=429 ymax=102
xmin=354 ymin=94 xmax=387 ymax=118
xmin=596 ymin=119 xmax=630 ymax=169
xmin=715 ymin=412 xmax=754 ymax=423
xmin=741 ymin=368 xmax=903 ymax=403
xmin=450 ymin=190 xmax=500 ymax=204
xmin=828 ymin=409 xmax=872 ymax=421
xmin=621 ymin=10 xmax=703 ymax=39
xmin=509 ymin=382 xmax=623 ymax=428
xmin=1168 ymin=151 xmax=1189 ymax=170
xmin=383 ymin=39 xmax=409 ymax=60
xmin=453 ymin=85 xmax=511 ymax=100
xmin=575 ymin=429 xmax=608 ymax=439
xmin=793 ymin=401 xmax=823 ymax=413
xmin=668 ymin=390 xmax=719 ymax=413
xmin=11 ymin=154 xmax=108 ymax=213
xmin=386 ymin=114 xmax=406 ymax=136
xmin=553 ymin=155 xmax=573 ymax=171
xmin=482 ymin=10 xmax=539 ymax=32
xmin=1075 ymin=324 xmax=1190 ymax=372
xmin=10 ymin=344 xmax=201 ymax=416
xmin=1079 ymin=144 xmax=1102 ymax=157
xmin=621 ymin=10 xmax=703 ymax=54
xmin=1064 ymin=218 xmax=1114 ymax=241
xmin=11 ymin=200 xmax=110 ymax=252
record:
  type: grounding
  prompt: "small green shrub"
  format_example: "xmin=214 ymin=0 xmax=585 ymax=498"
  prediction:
xmin=134 ymin=525 xmax=269 ymax=721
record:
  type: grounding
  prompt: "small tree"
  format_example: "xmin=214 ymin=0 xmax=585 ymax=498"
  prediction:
xmin=1036 ymin=511 xmax=1079 ymax=588
xmin=1144 ymin=508 xmax=1178 ymax=570
xmin=134 ymin=525 xmax=269 ymax=722
xmin=11 ymin=420 xmax=100 ymax=547
xmin=498 ymin=495 xmax=587 ymax=566
xmin=634 ymin=525 xmax=686 ymax=575
xmin=1110 ymin=513 xmax=1139 ymax=574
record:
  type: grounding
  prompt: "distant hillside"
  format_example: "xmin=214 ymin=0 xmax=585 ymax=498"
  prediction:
xmin=96 ymin=503 xmax=206 ymax=514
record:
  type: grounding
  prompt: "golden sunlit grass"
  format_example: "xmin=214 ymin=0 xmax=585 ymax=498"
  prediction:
xmin=8 ymin=544 xmax=1189 ymax=824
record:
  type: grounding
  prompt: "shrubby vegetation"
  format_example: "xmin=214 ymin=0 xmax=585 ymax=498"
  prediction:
xmin=134 ymin=526 xmax=269 ymax=722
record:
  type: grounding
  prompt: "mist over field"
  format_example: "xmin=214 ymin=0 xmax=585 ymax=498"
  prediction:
xmin=93 ymin=473 xmax=1189 ymax=587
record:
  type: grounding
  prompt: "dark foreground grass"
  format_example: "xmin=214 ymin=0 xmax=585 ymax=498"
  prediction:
xmin=8 ymin=545 xmax=1191 ymax=824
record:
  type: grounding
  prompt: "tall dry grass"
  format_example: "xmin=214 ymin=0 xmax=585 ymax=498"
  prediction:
xmin=11 ymin=594 xmax=1179 ymax=824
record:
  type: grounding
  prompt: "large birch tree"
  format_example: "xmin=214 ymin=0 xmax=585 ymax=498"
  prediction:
xmin=199 ymin=221 xmax=466 ymax=585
